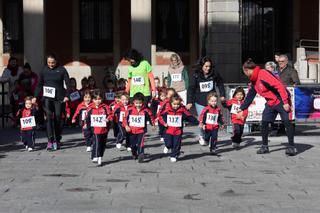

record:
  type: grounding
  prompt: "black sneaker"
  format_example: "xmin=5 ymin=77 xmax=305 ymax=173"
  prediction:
xmin=257 ymin=145 xmax=270 ymax=154
xmin=285 ymin=146 xmax=297 ymax=156
xmin=138 ymin=154 xmax=144 ymax=163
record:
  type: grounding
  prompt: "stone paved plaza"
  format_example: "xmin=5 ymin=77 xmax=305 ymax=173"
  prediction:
xmin=1 ymin=124 xmax=320 ymax=213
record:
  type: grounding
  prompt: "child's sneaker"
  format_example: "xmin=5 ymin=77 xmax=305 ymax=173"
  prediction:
xmin=256 ymin=145 xmax=269 ymax=154
xmin=116 ymin=143 xmax=122 ymax=149
xmin=210 ymin=147 xmax=217 ymax=155
xmin=285 ymin=146 xmax=297 ymax=156
xmin=232 ymin=142 xmax=240 ymax=148
xmin=163 ymin=146 xmax=169 ymax=154
xmin=46 ymin=141 xmax=53 ymax=151
xmin=199 ymin=136 xmax=207 ymax=146
xmin=170 ymin=157 xmax=177 ymax=163
xmin=52 ymin=141 xmax=58 ymax=151
xmin=86 ymin=146 xmax=92 ymax=152
xmin=92 ymin=157 xmax=98 ymax=163
xmin=138 ymin=154 xmax=144 ymax=163
xmin=160 ymin=137 xmax=164 ymax=142
xmin=97 ymin=157 xmax=102 ymax=166
xmin=126 ymin=147 xmax=132 ymax=152
xmin=25 ymin=145 xmax=28 ymax=150
xmin=27 ymin=147 xmax=33 ymax=152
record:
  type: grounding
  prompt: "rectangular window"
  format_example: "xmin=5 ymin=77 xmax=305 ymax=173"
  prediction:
xmin=80 ymin=0 xmax=113 ymax=53
xmin=3 ymin=0 xmax=23 ymax=53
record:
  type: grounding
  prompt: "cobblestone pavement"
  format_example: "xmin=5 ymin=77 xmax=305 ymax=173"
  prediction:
xmin=0 ymin=124 xmax=320 ymax=213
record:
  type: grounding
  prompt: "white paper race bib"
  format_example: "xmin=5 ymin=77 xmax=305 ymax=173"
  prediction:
xmin=105 ymin=92 xmax=115 ymax=100
xmin=132 ymin=76 xmax=145 ymax=85
xmin=43 ymin=86 xmax=56 ymax=98
xmin=119 ymin=111 xmax=125 ymax=122
xmin=199 ymin=81 xmax=214 ymax=92
xmin=206 ymin=113 xmax=218 ymax=125
xmin=129 ymin=115 xmax=145 ymax=127
xmin=171 ymin=73 xmax=182 ymax=82
xmin=20 ymin=116 xmax=36 ymax=128
xmin=90 ymin=115 xmax=107 ymax=127
xmin=81 ymin=110 xmax=87 ymax=121
xmin=70 ymin=91 xmax=80 ymax=102
xmin=230 ymin=104 xmax=241 ymax=114
xmin=167 ymin=115 xmax=182 ymax=127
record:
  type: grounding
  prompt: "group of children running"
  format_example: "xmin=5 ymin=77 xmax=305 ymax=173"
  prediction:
xmin=16 ymin=83 xmax=248 ymax=166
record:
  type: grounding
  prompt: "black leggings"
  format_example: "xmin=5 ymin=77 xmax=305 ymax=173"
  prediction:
xmin=43 ymin=98 xmax=65 ymax=142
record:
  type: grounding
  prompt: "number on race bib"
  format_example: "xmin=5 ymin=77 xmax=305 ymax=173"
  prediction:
xmin=167 ymin=115 xmax=182 ymax=127
xmin=199 ymin=81 xmax=214 ymax=92
xmin=43 ymin=86 xmax=56 ymax=98
xmin=171 ymin=73 xmax=182 ymax=82
xmin=129 ymin=115 xmax=145 ymax=127
xmin=119 ymin=111 xmax=125 ymax=122
xmin=206 ymin=113 xmax=218 ymax=125
xmin=105 ymin=92 xmax=115 ymax=100
xmin=91 ymin=115 xmax=107 ymax=127
xmin=20 ymin=116 xmax=36 ymax=128
xmin=70 ymin=91 xmax=80 ymax=102
xmin=132 ymin=76 xmax=145 ymax=85
xmin=230 ymin=104 xmax=240 ymax=114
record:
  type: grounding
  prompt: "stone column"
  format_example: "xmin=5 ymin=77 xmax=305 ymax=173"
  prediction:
xmin=131 ymin=0 xmax=152 ymax=62
xmin=23 ymin=0 xmax=44 ymax=73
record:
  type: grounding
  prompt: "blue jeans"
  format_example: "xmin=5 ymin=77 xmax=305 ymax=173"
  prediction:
xmin=195 ymin=103 xmax=205 ymax=137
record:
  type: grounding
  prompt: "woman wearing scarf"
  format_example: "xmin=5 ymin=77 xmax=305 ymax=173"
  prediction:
xmin=167 ymin=53 xmax=189 ymax=104
xmin=1 ymin=57 xmax=23 ymax=96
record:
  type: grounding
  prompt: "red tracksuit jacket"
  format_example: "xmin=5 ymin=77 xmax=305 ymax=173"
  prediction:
xmin=122 ymin=105 xmax=155 ymax=134
xmin=86 ymin=103 xmax=112 ymax=134
xmin=199 ymin=105 xmax=224 ymax=130
xmin=158 ymin=104 xmax=199 ymax=135
xmin=112 ymin=103 xmax=130 ymax=124
xmin=72 ymin=101 xmax=91 ymax=126
xmin=16 ymin=107 xmax=37 ymax=131
xmin=224 ymin=98 xmax=248 ymax=125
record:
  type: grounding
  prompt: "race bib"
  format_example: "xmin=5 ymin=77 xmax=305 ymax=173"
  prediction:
xmin=81 ymin=110 xmax=87 ymax=121
xmin=199 ymin=81 xmax=214 ymax=92
xmin=70 ymin=91 xmax=80 ymax=102
xmin=171 ymin=73 xmax=182 ymax=82
xmin=230 ymin=104 xmax=241 ymax=114
xmin=132 ymin=76 xmax=145 ymax=85
xmin=129 ymin=115 xmax=145 ymax=127
xmin=167 ymin=115 xmax=182 ymax=127
xmin=43 ymin=86 xmax=56 ymax=98
xmin=105 ymin=92 xmax=115 ymax=101
xmin=90 ymin=115 xmax=107 ymax=127
xmin=119 ymin=111 xmax=125 ymax=122
xmin=20 ymin=116 xmax=36 ymax=128
xmin=206 ymin=113 xmax=218 ymax=125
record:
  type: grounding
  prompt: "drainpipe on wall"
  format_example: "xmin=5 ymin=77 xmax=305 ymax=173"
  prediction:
xmin=201 ymin=0 xmax=208 ymax=57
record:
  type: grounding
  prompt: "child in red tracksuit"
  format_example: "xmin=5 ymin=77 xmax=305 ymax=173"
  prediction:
xmin=16 ymin=96 xmax=37 ymax=151
xmin=72 ymin=90 xmax=92 ymax=152
xmin=123 ymin=92 xmax=155 ymax=163
xmin=85 ymin=90 xmax=112 ymax=166
xmin=199 ymin=92 xmax=224 ymax=154
xmin=113 ymin=92 xmax=131 ymax=150
xmin=109 ymin=92 xmax=122 ymax=140
xmin=68 ymin=78 xmax=82 ymax=124
xmin=222 ymin=87 xmax=248 ymax=148
xmin=159 ymin=94 xmax=199 ymax=162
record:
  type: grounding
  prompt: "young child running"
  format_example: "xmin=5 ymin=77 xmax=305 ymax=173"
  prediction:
xmin=113 ymin=92 xmax=131 ymax=150
xmin=199 ymin=92 xmax=224 ymax=154
xmin=85 ymin=90 xmax=112 ymax=166
xmin=159 ymin=94 xmax=199 ymax=162
xmin=16 ymin=96 xmax=38 ymax=151
xmin=123 ymin=92 xmax=155 ymax=163
xmin=222 ymin=87 xmax=248 ymax=148
xmin=72 ymin=90 xmax=92 ymax=152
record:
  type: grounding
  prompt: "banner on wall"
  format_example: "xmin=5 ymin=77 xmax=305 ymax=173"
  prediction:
xmin=294 ymin=86 xmax=320 ymax=122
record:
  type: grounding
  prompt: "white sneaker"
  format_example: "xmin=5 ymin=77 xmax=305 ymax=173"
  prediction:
xmin=199 ymin=136 xmax=207 ymax=146
xmin=92 ymin=157 xmax=98 ymax=163
xmin=163 ymin=146 xmax=169 ymax=154
xmin=170 ymin=157 xmax=177 ymax=163
xmin=116 ymin=143 xmax=122 ymax=149
xmin=86 ymin=146 xmax=92 ymax=152
xmin=160 ymin=137 xmax=164 ymax=142
xmin=232 ymin=143 xmax=240 ymax=148
xmin=25 ymin=145 xmax=28 ymax=150
xmin=97 ymin=157 xmax=102 ymax=166
xmin=126 ymin=147 xmax=132 ymax=151
xmin=27 ymin=147 xmax=33 ymax=152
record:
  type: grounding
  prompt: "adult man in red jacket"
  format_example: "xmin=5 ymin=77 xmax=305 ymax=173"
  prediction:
xmin=238 ymin=59 xmax=297 ymax=156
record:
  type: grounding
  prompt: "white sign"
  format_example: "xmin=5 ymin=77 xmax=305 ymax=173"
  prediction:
xmin=81 ymin=110 xmax=87 ymax=121
xmin=20 ymin=116 xmax=36 ymax=128
xmin=132 ymin=76 xmax=145 ymax=85
xmin=129 ymin=115 xmax=145 ymax=127
xmin=199 ymin=81 xmax=214 ymax=92
xmin=105 ymin=92 xmax=115 ymax=100
xmin=90 ymin=115 xmax=107 ymax=127
xmin=43 ymin=86 xmax=56 ymax=98
xmin=119 ymin=111 xmax=125 ymax=122
xmin=206 ymin=113 xmax=218 ymax=125
xmin=171 ymin=73 xmax=182 ymax=82
xmin=167 ymin=115 xmax=182 ymax=127
xmin=230 ymin=104 xmax=240 ymax=114
xmin=70 ymin=91 xmax=80 ymax=102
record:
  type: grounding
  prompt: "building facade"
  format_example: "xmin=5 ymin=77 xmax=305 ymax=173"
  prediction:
xmin=0 ymin=0 xmax=319 ymax=86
